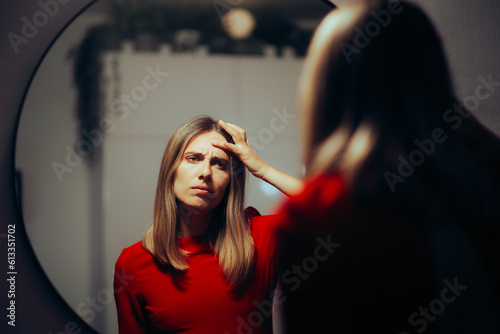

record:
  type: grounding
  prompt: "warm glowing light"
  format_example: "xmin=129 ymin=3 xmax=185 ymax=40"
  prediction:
xmin=222 ymin=8 xmax=256 ymax=40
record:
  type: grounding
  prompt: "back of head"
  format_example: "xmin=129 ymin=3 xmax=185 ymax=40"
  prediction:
xmin=299 ymin=0 xmax=500 ymax=222
xmin=284 ymin=2 xmax=500 ymax=332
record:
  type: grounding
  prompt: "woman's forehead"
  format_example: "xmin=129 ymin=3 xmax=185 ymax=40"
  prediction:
xmin=184 ymin=131 xmax=229 ymax=158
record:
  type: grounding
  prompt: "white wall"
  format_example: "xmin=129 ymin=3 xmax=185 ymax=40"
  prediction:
xmin=334 ymin=0 xmax=500 ymax=133
xmin=412 ymin=0 xmax=500 ymax=134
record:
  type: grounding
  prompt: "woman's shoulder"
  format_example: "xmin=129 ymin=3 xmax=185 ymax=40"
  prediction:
xmin=244 ymin=206 xmax=281 ymax=238
xmin=244 ymin=173 xmax=350 ymax=233
xmin=245 ymin=206 xmax=279 ymax=225
xmin=275 ymin=172 xmax=351 ymax=234
xmin=115 ymin=240 xmax=152 ymax=269
xmin=284 ymin=172 xmax=349 ymax=213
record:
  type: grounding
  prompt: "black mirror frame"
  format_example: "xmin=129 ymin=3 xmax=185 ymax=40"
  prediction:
xmin=0 ymin=1 xmax=99 ymax=333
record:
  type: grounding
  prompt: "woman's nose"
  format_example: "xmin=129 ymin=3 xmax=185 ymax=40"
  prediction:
xmin=199 ymin=159 xmax=212 ymax=180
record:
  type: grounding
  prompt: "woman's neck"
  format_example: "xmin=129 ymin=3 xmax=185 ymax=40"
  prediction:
xmin=178 ymin=208 xmax=212 ymax=237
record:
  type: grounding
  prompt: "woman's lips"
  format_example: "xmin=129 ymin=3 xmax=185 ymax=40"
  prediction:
xmin=192 ymin=186 xmax=211 ymax=195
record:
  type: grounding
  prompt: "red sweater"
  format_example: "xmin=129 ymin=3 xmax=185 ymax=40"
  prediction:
xmin=273 ymin=173 xmax=440 ymax=333
xmin=114 ymin=211 xmax=279 ymax=334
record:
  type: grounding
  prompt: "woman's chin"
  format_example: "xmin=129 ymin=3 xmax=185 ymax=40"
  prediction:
xmin=180 ymin=201 xmax=210 ymax=213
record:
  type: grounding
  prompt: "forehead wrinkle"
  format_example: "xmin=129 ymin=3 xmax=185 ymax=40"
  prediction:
xmin=183 ymin=140 xmax=229 ymax=161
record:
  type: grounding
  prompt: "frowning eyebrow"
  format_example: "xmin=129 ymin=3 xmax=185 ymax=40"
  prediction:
xmin=183 ymin=151 xmax=229 ymax=163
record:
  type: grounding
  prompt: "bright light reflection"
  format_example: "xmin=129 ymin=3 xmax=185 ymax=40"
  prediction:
xmin=222 ymin=8 xmax=256 ymax=40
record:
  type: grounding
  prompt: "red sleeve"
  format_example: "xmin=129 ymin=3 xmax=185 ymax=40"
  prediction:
xmin=244 ymin=206 xmax=261 ymax=220
xmin=114 ymin=247 xmax=149 ymax=334
xmin=246 ymin=206 xmax=280 ymax=261
xmin=246 ymin=207 xmax=281 ymax=283
xmin=245 ymin=208 xmax=281 ymax=334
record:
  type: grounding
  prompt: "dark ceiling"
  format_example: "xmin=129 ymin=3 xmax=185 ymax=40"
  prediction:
xmin=88 ymin=0 xmax=336 ymax=21
xmin=78 ymin=0 xmax=339 ymax=58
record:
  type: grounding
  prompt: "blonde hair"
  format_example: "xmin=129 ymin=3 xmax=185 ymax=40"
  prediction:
xmin=142 ymin=115 xmax=254 ymax=285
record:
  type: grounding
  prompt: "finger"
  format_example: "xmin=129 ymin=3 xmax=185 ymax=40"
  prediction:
xmin=211 ymin=139 xmax=225 ymax=149
xmin=218 ymin=120 xmax=237 ymax=138
xmin=224 ymin=121 xmax=245 ymax=133
xmin=219 ymin=120 xmax=246 ymax=141
xmin=211 ymin=140 xmax=239 ymax=154
xmin=219 ymin=120 xmax=238 ymax=136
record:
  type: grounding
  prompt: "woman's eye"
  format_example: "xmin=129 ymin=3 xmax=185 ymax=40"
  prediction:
xmin=187 ymin=156 xmax=199 ymax=162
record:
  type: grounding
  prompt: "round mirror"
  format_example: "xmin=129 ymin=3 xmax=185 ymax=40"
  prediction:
xmin=14 ymin=1 xmax=328 ymax=332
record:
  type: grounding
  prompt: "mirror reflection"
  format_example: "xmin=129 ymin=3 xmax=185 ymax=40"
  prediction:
xmin=15 ymin=0 xmax=327 ymax=332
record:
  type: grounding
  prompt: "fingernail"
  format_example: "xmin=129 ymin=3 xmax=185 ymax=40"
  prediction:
xmin=211 ymin=140 xmax=217 ymax=144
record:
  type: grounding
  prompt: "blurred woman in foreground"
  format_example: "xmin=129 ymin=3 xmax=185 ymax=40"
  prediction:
xmin=276 ymin=1 xmax=500 ymax=333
